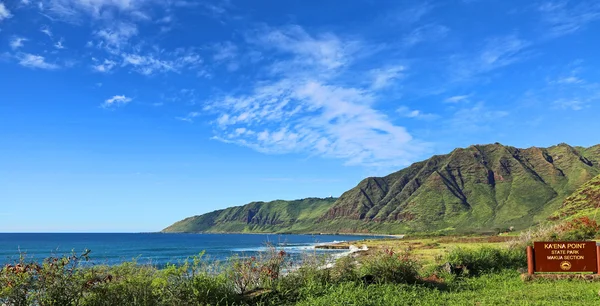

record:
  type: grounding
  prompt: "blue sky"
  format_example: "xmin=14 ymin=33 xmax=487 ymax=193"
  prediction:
xmin=1 ymin=0 xmax=599 ymax=232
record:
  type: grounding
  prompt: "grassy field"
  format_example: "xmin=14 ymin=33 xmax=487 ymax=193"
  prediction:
xmin=295 ymin=271 xmax=600 ymax=306
xmin=317 ymin=235 xmax=514 ymax=265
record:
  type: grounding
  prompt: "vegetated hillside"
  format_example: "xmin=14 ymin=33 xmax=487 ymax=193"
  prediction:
xmin=550 ymin=174 xmax=600 ymax=221
xmin=163 ymin=143 xmax=600 ymax=234
xmin=163 ymin=197 xmax=337 ymax=233
xmin=322 ymin=143 xmax=600 ymax=233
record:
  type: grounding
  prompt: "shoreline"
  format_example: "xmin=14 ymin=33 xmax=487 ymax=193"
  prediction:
xmin=158 ymin=231 xmax=404 ymax=238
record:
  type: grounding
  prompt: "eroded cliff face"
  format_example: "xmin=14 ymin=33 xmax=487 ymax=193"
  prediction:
xmin=321 ymin=143 xmax=600 ymax=230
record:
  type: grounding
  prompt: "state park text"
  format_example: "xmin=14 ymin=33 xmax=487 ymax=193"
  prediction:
xmin=528 ymin=241 xmax=600 ymax=274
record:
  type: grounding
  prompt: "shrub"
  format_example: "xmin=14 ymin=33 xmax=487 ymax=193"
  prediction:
xmin=226 ymin=245 xmax=290 ymax=295
xmin=444 ymin=246 xmax=526 ymax=276
xmin=359 ymin=248 xmax=420 ymax=284
xmin=507 ymin=217 xmax=600 ymax=251
xmin=330 ymin=255 xmax=358 ymax=283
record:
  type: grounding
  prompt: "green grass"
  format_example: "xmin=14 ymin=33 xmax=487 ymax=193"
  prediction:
xmin=296 ymin=271 xmax=600 ymax=306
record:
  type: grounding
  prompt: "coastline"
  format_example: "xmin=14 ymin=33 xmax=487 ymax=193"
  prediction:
xmin=159 ymin=231 xmax=404 ymax=238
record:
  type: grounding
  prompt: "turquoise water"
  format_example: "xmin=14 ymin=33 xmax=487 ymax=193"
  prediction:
xmin=0 ymin=233 xmax=377 ymax=267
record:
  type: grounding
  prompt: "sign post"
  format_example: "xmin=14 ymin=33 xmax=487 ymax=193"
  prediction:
xmin=528 ymin=241 xmax=599 ymax=275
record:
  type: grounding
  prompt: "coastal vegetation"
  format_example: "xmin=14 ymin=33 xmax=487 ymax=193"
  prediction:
xmin=164 ymin=143 xmax=600 ymax=235
xmin=4 ymin=216 xmax=600 ymax=305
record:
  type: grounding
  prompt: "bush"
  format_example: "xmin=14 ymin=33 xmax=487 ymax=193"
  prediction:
xmin=444 ymin=247 xmax=526 ymax=276
xmin=507 ymin=217 xmax=600 ymax=251
xmin=359 ymin=248 xmax=420 ymax=284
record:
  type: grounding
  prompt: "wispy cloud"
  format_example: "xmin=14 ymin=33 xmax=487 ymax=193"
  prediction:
xmin=10 ymin=37 xmax=27 ymax=50
xmin=54 ymin=38 xmax=65 ymax=49
xmin=0 ymin=2 xmax=12 ymax=21
xmin=396 ymin=106 xmax=439 ymax=120
xmin=94 ymin=22 xmax=138 ymax=52
xmin=102 ymin=95 xmax=132 ymax=108
xmin=444 ymin=95 xmax=471 ymax=103
xmin=17 ymin=53 xmax=59 ymax=69
xmin=212 ymin=41 xmax=237 ymax=61
xmin=211 ymin=41 xmax=239 ymax=71
xmin=370 ymin=65 xmax=405 ymax=90
xmin=537 ymin=1 xmax=600 ymax=37
xmin=450 ymin=35 xmax=531 ymax=81
xmin=205 ymin=25 xmax=430 ymax=167
xmin=208 ymin=79 xmax=428 ymax=167
xmin=248 ymin=24 xmax=361 ymax=76
xmin=176 ymin=111 xmax=200 ymax=122
xmin=553 ymin=76 xmax=583 ymax=84
xmin=120 ymin=50 xmax=202 ymax=76
xmin=92 ymin=59 xmax=116 ymax=73
xmin=40 ymin=25 xmax=52 ymax=38
xmin=449 ymin=102 xmax=509 ymax=132
xmin=41 ymin=0 xmax=155 ymax=22
xmin=553 ymin=99 xmax=587 ymax=111
xmin=387 ymin=2 xmax=434 ymax=25
xmin=403 ymin=24 xmax=449 ymax=46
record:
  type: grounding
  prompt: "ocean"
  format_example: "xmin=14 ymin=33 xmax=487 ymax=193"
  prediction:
xmin=0 ymin=233 xmax=378 ymax=267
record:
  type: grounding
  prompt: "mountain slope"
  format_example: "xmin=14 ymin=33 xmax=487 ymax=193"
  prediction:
xmin=323 ymin=143 xmax=600 ymax=232
xmin=163 ymin=197 xmax=337 ymax=233
xmin=550 ymin=174 xmax=600 ymax=221
xmin=163 ymin=143 xmax=600 ymax=234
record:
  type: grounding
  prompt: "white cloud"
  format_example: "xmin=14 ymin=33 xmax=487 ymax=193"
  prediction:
xmin=118 ymin=50 xmax=202 ymax=76
xmin=249 ymin=25 xmax=359 ymax=74
xmin=176 ymin=111 xmax=200 ymax=122
xmin=0 ymin=2 xmax=12 ymax=21
xmin=538 ymin=1 xmax=600 ymax=37
xmin=387 ymin=2 xmax=434 ymax=25
xmin=449 ymin=102 xmax=509 ymax=131
xmin=40 ymin=25 xmax=52 ymax=38
xmin=203 ymin=25 xmax=430 ymax=167
xmin=396 ymin=106 xmax=438 ymax=120
xmin=479 ymin=35 xmax=530 ymax=68
xmin=451 ymin=35 xmax=531 ymax=80
xmin=121 ymin=53 xmax=174 ymax=75
xmin=17 ymin=53 xmax=59 ymax=69
xmin=93 ymin=59 xmax=116 ymax=72
xmin=553 ymin=99 xmax=586 ymax=111
xmin=41 ymin=0 xmax=154 ymax=21
xmin=102 ymin=95 xmax=132 ymax=108
xmin=212 ymin=41 xmax=237 ymax=61
xmin=370 ymin=65 xmax=405 ymax=90
xmin=54 ymin=39 xmax=65 ymax=49
xmin=403 ymin=24 xmax=449 ymax=46
xmin=10 ymin=37 xmax=27 ymax=50
xmin=555 ymin=76 xmax=583 ymax=84
xmin=207 ymin=78 xmax=429 ymax=167
xmin=444 ymin=95 xmax=470 ymax=103
xmin=95 ymin=22 xmax=138 ymax=51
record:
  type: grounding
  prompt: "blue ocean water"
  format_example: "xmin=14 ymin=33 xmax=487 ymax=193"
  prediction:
xmin=0 ymin=233 xmax=377 ymax=267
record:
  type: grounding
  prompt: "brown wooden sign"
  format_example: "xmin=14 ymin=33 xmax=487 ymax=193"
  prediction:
xmin=533 ymin=241 xmax=598 ymax=273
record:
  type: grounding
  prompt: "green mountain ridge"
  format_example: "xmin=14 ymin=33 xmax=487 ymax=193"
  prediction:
xmin=550 ymin=174 xmax=600 ymax=221
xmin=163 ymin=143 xmax=600 ymax=234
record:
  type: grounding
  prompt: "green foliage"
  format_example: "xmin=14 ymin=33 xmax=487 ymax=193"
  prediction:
xmin=358 ymin=249 xmax=420 ymax=284
xmin=444 ymin=246 xmax=526 ymax=275
xmin=507 ymin=216 xmax=600 ymax=251
xmin=4 ymin=244 xmax=600 ymax=306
